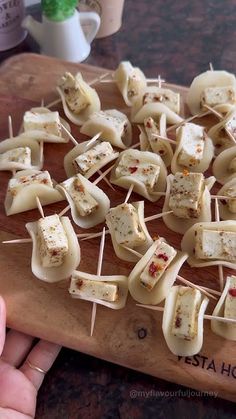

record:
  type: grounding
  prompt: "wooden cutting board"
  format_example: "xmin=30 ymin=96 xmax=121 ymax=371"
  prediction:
xmin=0 ymin=53 xmax=236 ymax=402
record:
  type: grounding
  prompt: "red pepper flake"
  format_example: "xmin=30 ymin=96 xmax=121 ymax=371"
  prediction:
xmin=129 ymin=166 xmax=138 ymax=174
xmin=183 ymin=169 xmax=189 ymax=177
xmin=175 ymin=316 xmax=182 ymax=328
xmin=229 ymin=288 xmax=236 ymax=297
xmin=157 ymin=253 xmax=168 ymax=262
xmin=145 ymin=120 xmax=152 ymax=128
xmin=76 ymin=280 xmax=84 ymax=288
xmin=148 ymin=262 xmax=159 ymax=277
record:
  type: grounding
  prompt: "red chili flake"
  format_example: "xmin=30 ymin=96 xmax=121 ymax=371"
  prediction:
xmin=157 ymin=253 xmax=168 ymax=262
xmin=76 ymin=280 xmax=84 ymax=288
xmin=145 ymin=120 xmax=152 ymax=128
xmin=129 ymin=166 xmax=138 ymax=174
xmin=42 ymin=178 xmax=49 ymax=184
xmin=52 ymin=250 xmax=59 ymax=256
xmin=175 ymin=316 xmax=182 ymax=328
xmin=229 ymin=288 xmax=236 ymax=297
xmin=148 ymin=262 xmax=158 ymax=277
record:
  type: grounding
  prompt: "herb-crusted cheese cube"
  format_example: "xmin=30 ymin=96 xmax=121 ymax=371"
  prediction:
xmin=140 ymin=242 xmax=177 ymax=291
xmin=8 ymin=171 xmax=53 ymax=197
xmin=177 ymin=123 xmax=205 ymax=168
xmin=0 ymin=147 xmax=31 ymax=166
xmin=24 ymin=111 xmax=62 ymax=137
xmin=91 ymin=111 xmax=128 ymax=138
xmin=61 ymin=176 xmax=98 ymax=216
xmin=106 ymin=203 xmax=146 ymax=248
xmin=115 ymin=153 xmax=160 ymax=190
xmin=59 ymin=72 xmax=90 ymax=114
xmin=200 ymin=86 xmax=236 ymax=108
xmin=171 ymin=287 xmax=201 ymax=340
xmin=73 ymin=142 xmax=114 ymax=174
xmin=143 ymin=88 xmax=180 ymax=113
xmin=127 ymin=70 xmax=143 ymax=99
xmin=72 ymin=276 xmax=118 ymax=302
xmin=224 ymin=275 xmax=236 ymax=319
xmin=224 ymin=184 xmax=236 ymax=213
xmin=38 ymin=214 xmax=68 ymax=268
xmin=169 ymin=172 xmax=204 ymax=219
xmin=195 ymin=228 xmax=236 ymax=261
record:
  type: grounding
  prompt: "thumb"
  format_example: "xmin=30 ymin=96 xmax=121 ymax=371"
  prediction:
xmin=0 ymin=296 xmax=6 ymax=356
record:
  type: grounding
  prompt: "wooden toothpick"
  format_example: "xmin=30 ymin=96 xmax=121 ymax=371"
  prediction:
xmin=8 ymin=115 xmax=13 ymax=138
xmin=58 ymin=205 xmax=70 ymax=217
xmin=214 ymin=197 xmax=224 ymax=292
xmin=176 ymin=275 xmax=217 ymax=301
xmin=152 ymin=133 xmax=176 ymax=145
xmin=166 ymin=110 xmax=211 ymax=133
xmin=93 ymin=164 xmax=115 ymax=185
xmin=61 ymin=123 xmax=78 ymax=146
xmin=144 ymin=210 xmax=173 ymax=222
xmin=36 ymin=196 xmax=45 ymax=219
xmin=157 ymin=74 xmax=165 ymax=89
xmin=124 ymin=184 xmax=134 ymax=204
xmin=209 ymin=62 xmax=214 ymax=71
xmin=2 ymin=238 xmax=32 ymax=244
xmin=203 ymin=104 xmax=223 ymax=120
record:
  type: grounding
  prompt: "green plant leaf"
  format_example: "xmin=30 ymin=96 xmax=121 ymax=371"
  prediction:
xmin=41 ymin=0 xmax=78 ymax=22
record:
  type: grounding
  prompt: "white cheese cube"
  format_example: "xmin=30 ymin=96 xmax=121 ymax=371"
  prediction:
xmin=171 ymin=287 xmax=201 ymax=340
xmin=144 ymin=117 xmax=168 ymax=157
xmin=0 ymin=147 xmax=31 ymax=166
xmin=224 ymin=275 xmax=236 ymax=319
xmin=73 ymin=141 xmax=114 ymax=174
xmin=59 ymin=72 xmax=90 ymax=114
xmin=127 ymin=70 xmax=143 ymax=99
xmin=8 ymin=171 xmax=53 ymax=197
xmin=201 ymin=86 xmax=236 ymax=108
xmin=106 ymin=203 xmax=146 ymax=248
xmin=61 ymin=176 xmax=98 ymax=216
xmin=143 ymin=88 xmax=180 ymax=113
xmin=24 ymin=111 xmax=62 ymax=137
xmin=115 ymin=153 xmax=160 ymax=190
xmin=140 ymin=242 xmax=177 ymax=291
xmin=229 ymin=157 xmax=236 ymax=172
xmin=169 ymin=172 xmax=204 ymax=218
xmin=71 ymin=275 xmax=118 ymax=302
xmin=224 ymin=184 xmax=236 ymax=213
xmin=195 ymin=228 xmax=236 ymax=261
xmin=177 ymin=123 xmax=205 ymax=168
xmin=38 ymin=214 xmax=68 ymax=268
xmin=91 ymin=111 xmax=127 ymax=138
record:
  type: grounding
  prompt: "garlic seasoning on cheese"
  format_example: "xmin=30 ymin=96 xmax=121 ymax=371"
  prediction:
xmin=162 ymin=286 xmax=209 ymax=356
xmin=211 ymin=275 xmax=236 ymax=341
xmin=0 ymin=135 xmax=43 ymax=172
xmin=139 ymin=114 xmax=173 ymax=167
xmin=113 ymin=61 xmax=147 ymax=106
xmin=162 ymin=171 xmax=215 ymax=234
xmin=217 ymin=177 xmax=236 ymax=221
xmin=110 ymin=149 xmax=167 ymax=202
xmin=212 ymin=145 xmax=236 ymax=184
xmin=80 ymin=109 xmax=132 ymax=149
xmin=57 ymin=174 xmax=110 ymax=229
xmin=106 ymin=201 xmax=153 ymax=262
xmin=208 ymin=108 xmax=236 ymax=155
xmin=5 ymin=169 xmax=63 ymax=216
xmin=171 ymin=122 xmax=214 ymax=174
xmin=57 ymin=72 xmax=101 ymax=125
xmin=181 ymin=221 xmax=236 ymax=269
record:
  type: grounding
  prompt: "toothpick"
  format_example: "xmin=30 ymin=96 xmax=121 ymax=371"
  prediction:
xmin=209 ymin=62 xmax=214 ymax=71
xmin=2 ymin=238 xmax=32 ymax=244
xmin=144 ymin=210 xmax=173 ymax=223
xmin=84 ymin=132 xmax=102 ymax=151
xmin=8 ymin=115 xmax=13 ymax=138
xmin=90 ymin=227 xmax=106 ymax=337
xmin=215 ymin=196 xmax=220 ymax=222
xmin=124 ymin=184 xmax=134 ymax=204
xmin=152 ymin=133 xmax=176 ymax=145
xmin=225 ymin=128 xmax=236 ymax=144
xmin=215 ymin=198 xmax=224 ymax=291
xmin=122 ymin=246 xmax=143 ymax=259
xmin=41 ymin=98 xmax=44 ymax=107
xmin=58 ymin=205 xmax=70 ymax=217
xmin=46 ymin=98 xmax=62 ymax=109
xmin=88 ymin=72 xmax=111 ymax=86
xmin=130 ymin=141 xmax=141 ymax=149
xmin=176 ymin=275 xmax=217 ymax=300
xmin=100 ymin=77 xmax=165 ymax=84
xmin=203 ymin=104 xmax=223 ymax=119
xmin=93 ymin=164 xmax=115 ymax=185
xmin=166 ymin=110 xmax=211 ymax=133
xmin=157 ymin=74 xmax=165 ymax=88
xmin=39 ymin=140 xmax=44 ymax=164
xmin=61 ymin=123 xmax=78 ymax=146
xmin=77 ymin=230 xmax=110 ymax=239
xmin=211 ymin=195 xmax=232 ymax=200
xmin=81 ymin=230 xmax=109 ymax=241
xmin=36 ymin=196 xmax=45 ymax=218
xmin=98 ymin=169 xmax=115 ymax=191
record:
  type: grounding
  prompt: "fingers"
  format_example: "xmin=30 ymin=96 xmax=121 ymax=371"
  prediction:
xmin=0 ymin=296 xmax=6 ymax=356
xmin=1 ymin=330 xmax=34 ymax=367
xmin=20 ymin=340 xmax=61 ymax=391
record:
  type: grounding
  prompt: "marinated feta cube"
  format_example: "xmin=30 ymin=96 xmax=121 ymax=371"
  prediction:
xmin=73 ymin=141 xmax=114 ymax=174
xmin=8 ymin=171 xmax=53 ymax=197
xmin=224 ymin=275 xmax=236 ymax=319
xmin=38 ymin=214 xmax=68 ymax=268
xmin=171 ymin=287 xmax=201 ymax=340
xmin=144 ymin=117 xmax=168 ymax=156
xmin=177 ymin=123 xmax=205 ymax=168
xmin=0 ymin=147 xmax=31 ymax=166
xmin=140 ymin=242 xmax=177 ymax=291
xmin=24 ymin=111 xmax=62 ymax=137
xmin=106 ymin=203 xmax=146 ymax=248
xmin=71 ymin=275 xmax=118 ymax=302
xmin=224 ymin=184 xmax=236 ymax=213
xmin=200 ymin=86 xmax=236 ymax=108
xmin=61 ymin=176 xmax=98 ymax=216
xmin=169 ymin=172 xmax=204 ymax=218
xmin=195 ymin=228 xmax=236 ymax=261
xmin=59 ymin=72 xmax=90 ymax=114
xmin=115 ymin=153 xmax=160 ymax=190
xmin=91 ymin=110 xmax=128 ymax=138
xmin=127 ymin=70 xmax=143 ymax=98
xmin=143 ymin=88 xmax=180 ymax=113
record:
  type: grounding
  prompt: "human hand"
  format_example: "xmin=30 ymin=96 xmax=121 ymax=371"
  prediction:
xmin=0 ymin=296 xmax=61 ymax=418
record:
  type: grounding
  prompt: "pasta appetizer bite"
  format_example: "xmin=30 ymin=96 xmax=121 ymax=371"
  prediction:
xmin=131 ymin=86 xmax=182 ymax=124
xmin=139 ymin=114 xmax=173 ymax=167
xmin=57 ymin=173 xmax=110 ymax=229
xmin=5 ymin=169 xmax=64 ymax=216
xmin=187 ymin=69 xmax=236 ymax=115
xmin=26 ymin=214 xmax=80 ymax=282
xmin=171 ymin=122 xmax=214 ymax=174
xmin=69 ymin=271 xmax=128 ymax=309
xmin=212 ymin=145 xmax=236 ymax=184
xmin=106 ymin=201 xmax=153 ymax=262
xmin=0 ymin=135 xmax=43 ymax=172
xmin=110 ymin=149 xmax=167 ymax=202
xmin=113 ymin=61 xmax=147 ymax=106
xmin=64 ymin=138 xmax=119 ymax=178
xmin=128 ymin=239 xmax=188 ymax=304
xmin=208 ymin=108 xmax=236 ymax=155
xmin=162 ymin=171 xmax=216 ymax=234
xmin=211 ymin=275 xmax=236 ymax=341
xmin=181 ymin=220 xmax=236 ymax=268
xmin=80 ymin=109 xmax=132 ymax=149
xmin=162 ymin=286 xmax=209 ymax=356
xmin=217 ymin=177 xmax=236 ymax=221
xmin=57 ymin=72 xmax=101 ymax=125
